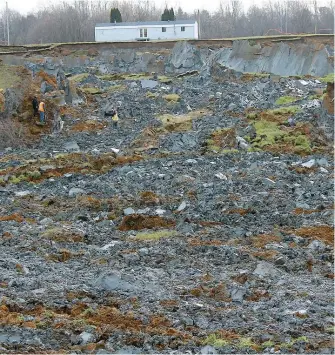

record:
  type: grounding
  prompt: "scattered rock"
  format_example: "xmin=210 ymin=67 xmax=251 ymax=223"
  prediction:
xmin=302 ymin=159 xmax=316 ymax=168
xmin=201 ymin=345 xmax=218 ymax=354
xmin=79 ymin=331 xmax=95 ymax=345
xmin=177 ymin=201 xmax=187 ymax=212
xmin=124 ymin=207 xmax=136 ymax=215
xmin=253 ymin=261 xmax=280 ymax=277
xmin=236 ymin=136 xmax=249 ymax=149
xmin=64 ymin=141 xmax=80 ymax=152
xmin=14 ymin=191 xmax=31 ymax=197
xmin=68 ymin=187 xmax=85 ymax=197
xmin=308 ymin=240 xmax=326 ymax=252
xmin=215 ymin=173 xmax=227 ymax=180
xmin=230 ymin=286 xmax=246 ymax=302
xmin=140 ymin=79 xmax=158 ymax=89
xmin=95 ymin=273 xmax=136 ymax=292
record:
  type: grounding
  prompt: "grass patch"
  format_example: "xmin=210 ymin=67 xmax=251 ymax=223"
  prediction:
xmin=253 ymin=121 xmax=284 ymax=145
xmin=98 ymin=73 xmax=125 ymax=81
xmin=106 ymin=84 xmax=126 ymax=92
xmin=0 ymin=64 xmax=22 ymax=89
xmin=202 ymin=330 xmax=240 ymax=348
xmin=146 ymin=91 xmax=159 ymax=98
xmin=268 ymin=105 xmax=300 ymax=115
xmin=68 ymin=73 xmax=89 ymax=82
xmin=222 ymin=148 xmax=239 ymax=153
xmin=81 ymin=87 xmax=103 ymax=95
xmin=275 ymin=96 xmax=299 ymax=105
xmin=247 ymin=112 xmax=258 ymax=119
xmin=162 ymin=94 xmax=180 ymax=102
xmin=238 ymin=337 xmax=257 ymax=349
xmin=206 ymin=127 xmax=236 ymax=153
xmin=134 ymin=230 xmax=177 ymax=241
xmin=157 ymin=109 xmax=209 ymax=132
xmin=203 ymin=333 xmax=229 ymax=347
xmin=320 ymin=73 xmax=334 ymax=83
xmin=124 ymin=73 xmax=152 ymax=80
xmin=308 ymin=94 xmax=322 ymax=100
xmin=251 ymin=120 xmax=312 ymax=155
xmin=158 ymin=75 xmax=172 ymax=83
xmin=0 ymin=153 xmax=143 ymax=185
xmin=99 ymin=72 xmax=152 ymax=81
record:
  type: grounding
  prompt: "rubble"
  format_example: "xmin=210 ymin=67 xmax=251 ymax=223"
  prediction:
xmin=0 ymin=39 xmax=333 ymax=354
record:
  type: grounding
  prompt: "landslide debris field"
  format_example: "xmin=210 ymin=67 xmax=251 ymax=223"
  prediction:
xmin=0 ymin=38 xmax=334 ymax=354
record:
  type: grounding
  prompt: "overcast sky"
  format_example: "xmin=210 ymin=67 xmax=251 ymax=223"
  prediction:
xmin=3 ymin=0 xmax=271 ymax=15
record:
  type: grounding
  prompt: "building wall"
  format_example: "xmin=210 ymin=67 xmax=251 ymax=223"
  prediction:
xmin=95 ymin=24 xmax=197 ymax=42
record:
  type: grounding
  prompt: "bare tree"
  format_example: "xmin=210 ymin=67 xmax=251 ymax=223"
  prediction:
xmin=0 ymin=0 xmax=332 ymax=44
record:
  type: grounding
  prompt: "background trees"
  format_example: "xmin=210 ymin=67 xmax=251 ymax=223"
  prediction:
xmin=110 ymin=8 xmax=122 ymax=23
xmin=0 ymin=0 xmax=333 ymax=44
xmin=161 ymin=7 xmax=175 ymax=21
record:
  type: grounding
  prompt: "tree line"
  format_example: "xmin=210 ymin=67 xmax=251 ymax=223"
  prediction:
xmin=0 ymin=0 xmax=333 ymax=45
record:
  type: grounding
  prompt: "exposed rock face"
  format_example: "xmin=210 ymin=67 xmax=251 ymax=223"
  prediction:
xmin=212 ymin=40 xmax=333 ymax=77
xmin=1 ymin=38 xmax=333 ymax=77
xmin=167 ymin=41 xmax=203 ymax=72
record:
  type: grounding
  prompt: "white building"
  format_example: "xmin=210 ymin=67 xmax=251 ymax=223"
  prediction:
xmin=95 ymin=20 xmax=198 ymax=42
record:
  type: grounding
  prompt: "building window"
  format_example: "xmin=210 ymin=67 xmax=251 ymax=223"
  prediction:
xmin=162 ymin=27 xmax=166 ymax=32
xmin=140 ymin=28 xmax=148 ymax=37
xmin=181 ymin=26 xmax=185 ymax=32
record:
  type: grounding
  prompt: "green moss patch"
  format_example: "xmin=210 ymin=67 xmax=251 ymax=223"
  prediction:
xmin=275 ymin=96 xmax=299 ymax=105
xmin=123 ymin=73 xmax=152 ymax=80
xmin=238 ymin=337 xmax=258 ymax=349
xmin=106 ymin=85 xmax=126 ymax=92
xmin=246 ymin=112 xmax=258 ymax=119
xmin=203 ymin=333 xmax=229 ymax=347
xmin=158 ymin=75 xmax=172 ymax=84
xmin=81 ymin=87 xmax=103 ymax=95
xmin=252 ymin=120 xmax=312 ymax=154
xmin=320 ymin=73 xmax=334 ymax=83
xmin=99 ymin=72 xmax=152 ymax=81
xmin=268 ymin=105 xmax=300 ymax=115
xmin=68 ymin=73 xmax=89 ymax=83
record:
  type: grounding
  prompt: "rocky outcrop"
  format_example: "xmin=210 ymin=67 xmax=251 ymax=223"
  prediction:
xmin=166 ymin=41 xmax=203 ymax=73
xmin=2 ymin=38 xmax=333 ymax=77
xmin=211 ymin=40 xmax=333 ymax=77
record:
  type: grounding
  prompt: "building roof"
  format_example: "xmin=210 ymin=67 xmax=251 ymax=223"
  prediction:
xmin=95 ymin=20 xmax=196 ymax=28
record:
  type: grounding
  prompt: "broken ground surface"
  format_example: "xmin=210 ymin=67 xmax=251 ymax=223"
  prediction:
xmin=0 ymin=48 xmax=334 ymax=354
